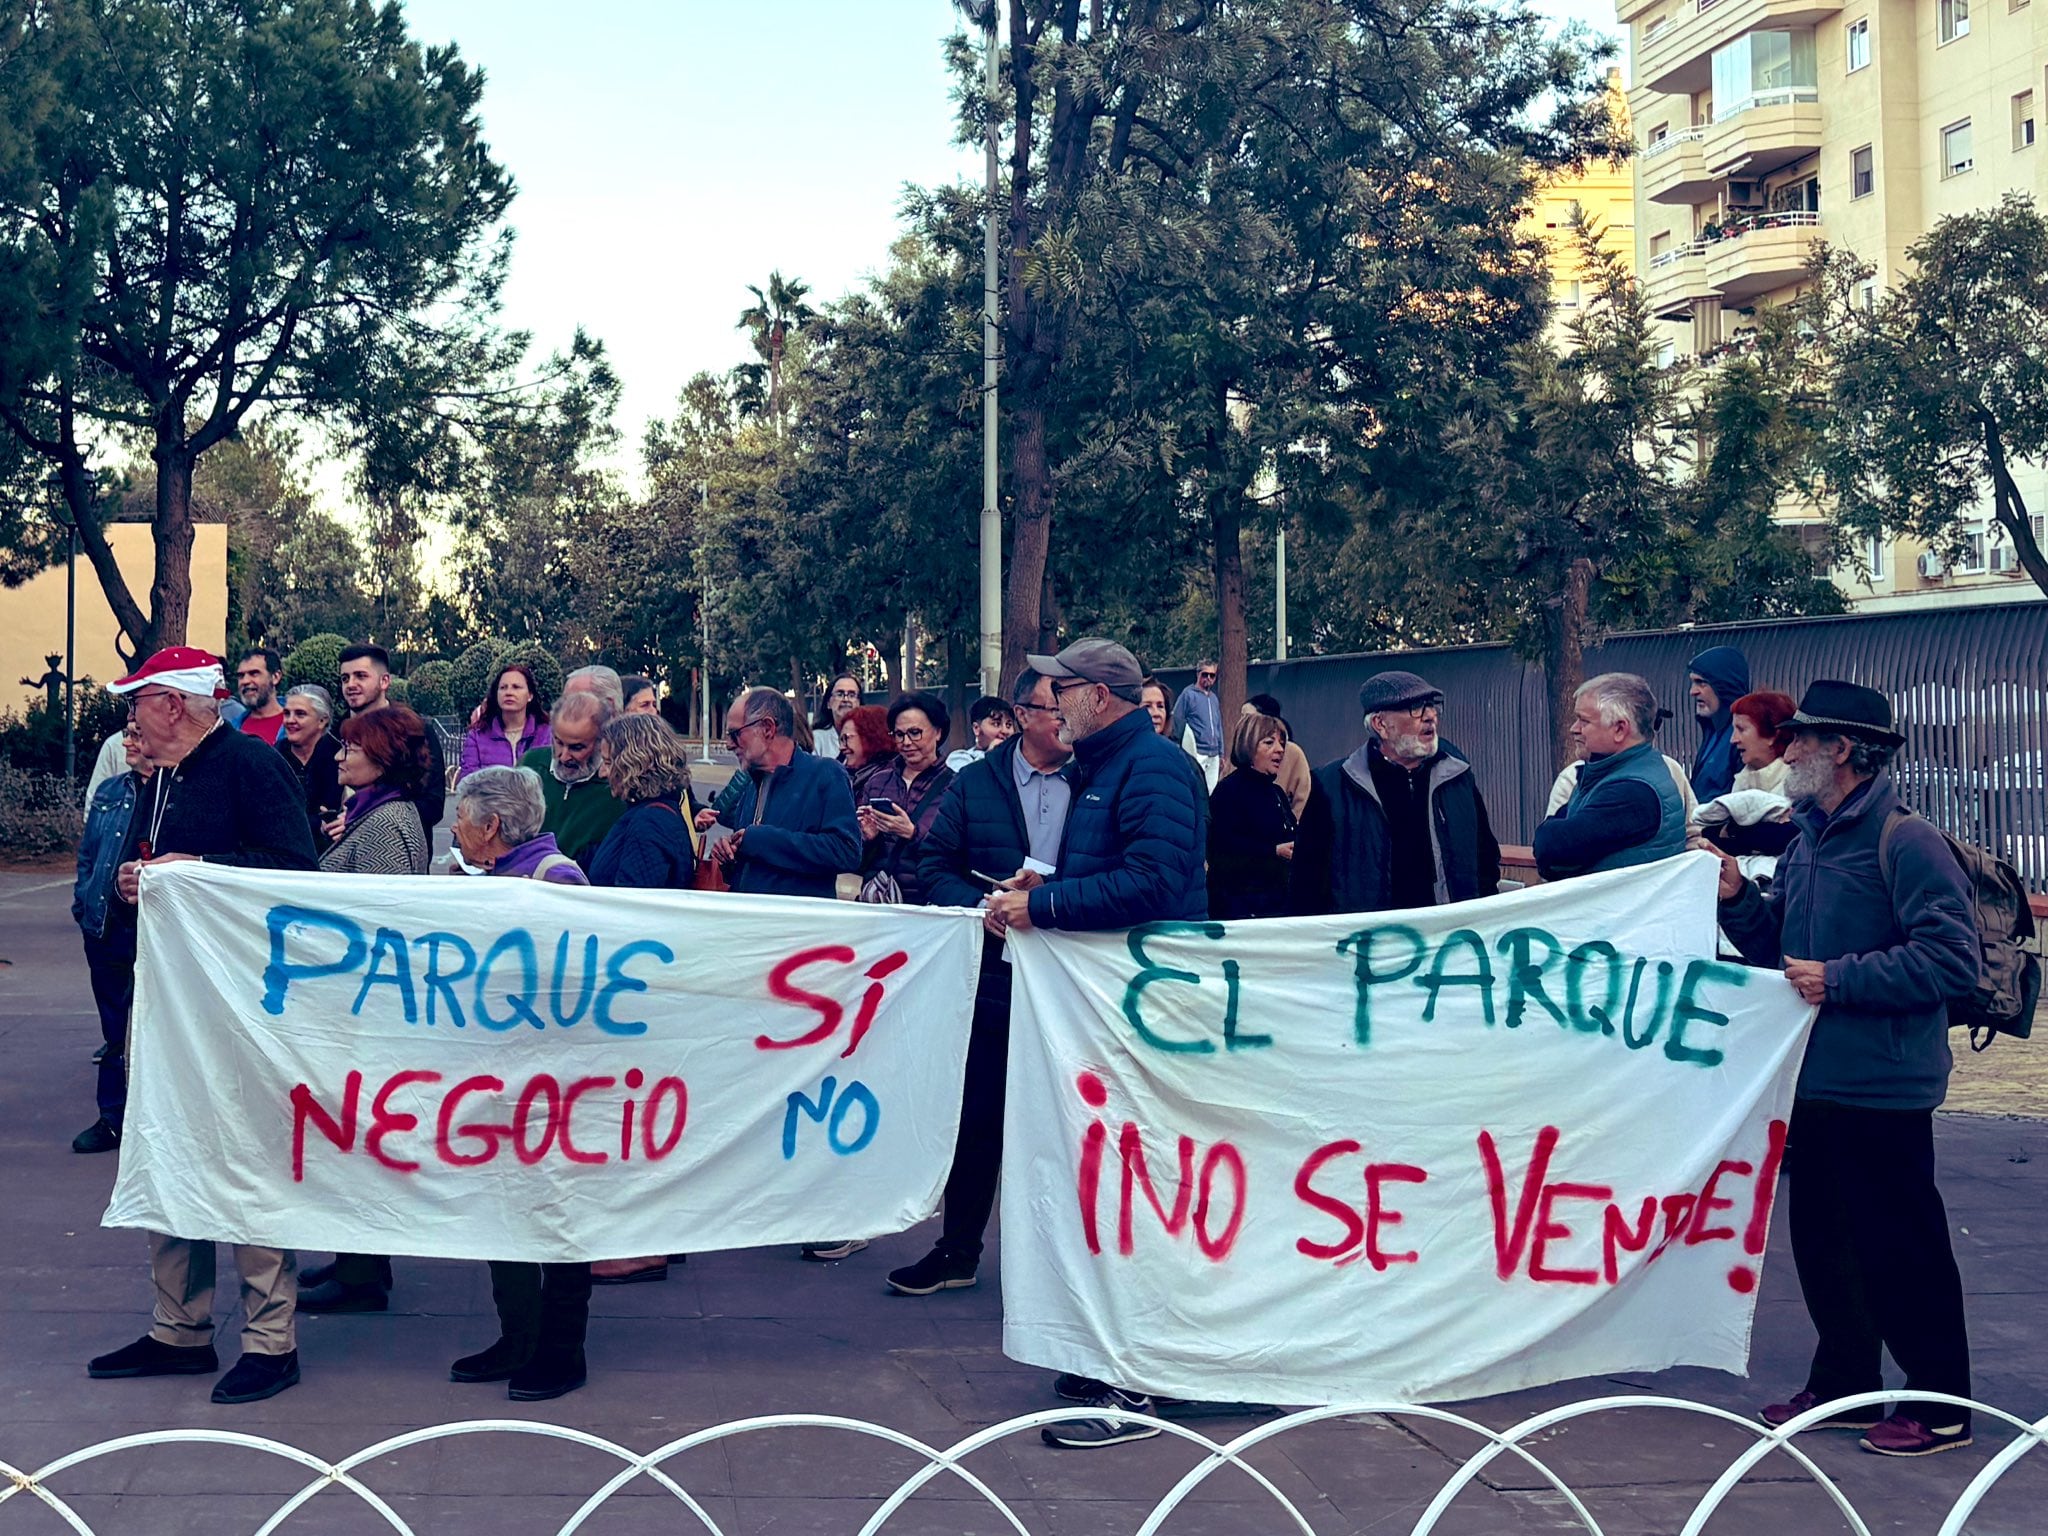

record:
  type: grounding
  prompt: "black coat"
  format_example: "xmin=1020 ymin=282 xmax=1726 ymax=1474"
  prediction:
xmin=1292 ymin=739 xmax=1499 ymax=915
xmin=276 ymin=732 xmax=342 ymax=851
xmin=1207 ymin=768 xmax=1297 ymax=919
xmin=140 ymin=723 xmax=319 ymax=870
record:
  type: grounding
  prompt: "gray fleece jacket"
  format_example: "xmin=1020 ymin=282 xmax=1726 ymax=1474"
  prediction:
xmin=1718 ymin=772 xmax=1978 ymax=1110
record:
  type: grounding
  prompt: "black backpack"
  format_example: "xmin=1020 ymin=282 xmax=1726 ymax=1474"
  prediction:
xmin=1880 ymin=808 xmax=2042 ymax=1051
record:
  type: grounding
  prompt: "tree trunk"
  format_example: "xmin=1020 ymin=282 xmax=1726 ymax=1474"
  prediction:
xmin=1983 ymin=415 xmax=2048 ymax=596
xmin=148 ymin=445 xmax=197 ymax=653
xmin=1544 ymin=557 xmax=1595 ymax=771
xmin=1002 ymin=404 xmax=1053 ymax=688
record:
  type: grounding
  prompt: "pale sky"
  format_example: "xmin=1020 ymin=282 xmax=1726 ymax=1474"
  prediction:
xmin=399 ymin=0 xmax=1624 ymax=474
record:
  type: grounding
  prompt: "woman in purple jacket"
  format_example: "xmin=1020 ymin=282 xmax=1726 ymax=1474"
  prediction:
xmin=456 ymin=661 xmax=552 ymax=783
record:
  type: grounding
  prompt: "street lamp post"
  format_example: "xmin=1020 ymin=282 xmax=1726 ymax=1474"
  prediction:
xmin=698 ymin=481 xmax=714 ymax=765
xmin=64 ymin=520 xmax=77 ymax=781
xmin=974 ymin=0 xmax=1003 ymax=697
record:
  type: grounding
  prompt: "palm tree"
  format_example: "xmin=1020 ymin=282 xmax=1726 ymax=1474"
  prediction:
xmin=736 ymin=271 xmax=816 ymax=428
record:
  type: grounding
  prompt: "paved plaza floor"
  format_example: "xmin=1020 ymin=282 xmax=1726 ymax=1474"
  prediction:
xmin=2 ymin=866 xmax=2045 ymax=1535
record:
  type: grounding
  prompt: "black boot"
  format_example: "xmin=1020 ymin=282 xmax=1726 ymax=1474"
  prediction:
xmin=450 ymin=1336 xmax=533 ymax=1383
xmin=507 ymin=1348 xmax=586 ymax=1401
xmin=297 ymin=1278 xmax=389 ymax=1313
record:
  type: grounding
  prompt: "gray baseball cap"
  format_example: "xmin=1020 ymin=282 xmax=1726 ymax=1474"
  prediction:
xmin=1025 ymin=638 xmax=1145 ymax=692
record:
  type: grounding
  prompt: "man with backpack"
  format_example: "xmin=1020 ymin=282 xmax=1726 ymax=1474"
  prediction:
xmin=1700 ymin=681 xmax=1980 ymax=1457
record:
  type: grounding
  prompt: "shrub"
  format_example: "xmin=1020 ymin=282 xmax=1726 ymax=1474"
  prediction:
xmin=0 ymin=763 xmax=82 ymax=856
xmin=384 ymin=676 xmax=410 ymax=706
xmin=446 ymin=638 xmax=508 ymax=721
xmin=406 ymin=659 xmax=454 ymax=718
xmin=0 ymin=681 xmax=124 ymax=776
xmin=281 ymin=632 xmax=351 ymax=697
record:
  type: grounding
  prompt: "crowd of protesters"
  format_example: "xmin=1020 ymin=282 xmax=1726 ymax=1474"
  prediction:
xmin=63 ymin=633 xmax=1989 ymax=1459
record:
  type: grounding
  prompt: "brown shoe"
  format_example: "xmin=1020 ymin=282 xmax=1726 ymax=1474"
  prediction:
xmin=591 ymin=1257 xmax=667 ymax=1285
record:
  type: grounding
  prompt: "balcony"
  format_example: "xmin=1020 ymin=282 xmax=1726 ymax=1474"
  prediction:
xmin=1702 ymin=209 xmax=1823 ymax=302
xmin=1640 ymin=126 xmax=1719 ymax=204
xmin=1643 ymin=239 xmax=1711 ymax=319
xmin=1632 ymin=0 xmax=1843 ymax=98
xmin=1702 ymin=90 xmax=1823 ymax=176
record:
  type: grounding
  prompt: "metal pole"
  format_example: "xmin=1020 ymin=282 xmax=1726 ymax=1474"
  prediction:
xmin=1274 ymin=511 xmax=1289 ymax=663
xmin=698 ymin=481 xmax=714 ymax=765
xmin=978 ymin=7 xmax=1003 ymax=697
xmin=64 ymin=521 xmax=77 ymax=781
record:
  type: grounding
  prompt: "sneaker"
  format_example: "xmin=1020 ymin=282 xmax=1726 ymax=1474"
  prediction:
xmin=92 ymin=1041 xmax=108 ymax=1063
xmin=450 ymin=1337 xmax=534 ymax=1384
xmin=1860 ymin=1414 xmax=1973 ymax=1457
xmin=508 ymin=1351 xmax=587 ymax=1402
xmin=1054 ymin=1372 xmax=1108 ymax=1403
xmin=297 ymin=1278 xmax=390 ymax=1313
xmin=1759 ymin=1390 xmax=1883 ymax=1431
xmin=88 ymin=1335 xmax=218 ymax=1379
xmin=211 ymin=1350 xmax=300 ymax=1405
xmin=72 ymin=1119 xmax=121 ymax=1154
xmin=1042 ymin=1388 xmax=1163 ymax=1448
xmin=800 ymin=1240 xmax=868 ymax=1262
xmin=886 ymin=1248 xmax=978 ymax=1295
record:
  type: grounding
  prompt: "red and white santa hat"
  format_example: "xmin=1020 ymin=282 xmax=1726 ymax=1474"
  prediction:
xmin=108 ymin=646 xmax=231 ymax=699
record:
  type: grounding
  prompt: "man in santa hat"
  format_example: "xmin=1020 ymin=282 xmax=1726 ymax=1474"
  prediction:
xmin=83 ymin=646 xmax=318 ymax=1406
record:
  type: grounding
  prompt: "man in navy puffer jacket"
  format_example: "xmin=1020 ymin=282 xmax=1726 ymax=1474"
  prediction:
xmin=985 ymin=638 xmax=1206 ymax=1449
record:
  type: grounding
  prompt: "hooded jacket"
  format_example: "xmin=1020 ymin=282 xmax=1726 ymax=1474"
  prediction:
xmin=1719 ymin=773 xmax=1977 ymax=1109
xmin=1688 ymin=645 xmax=1751 ymax=801
xmin=1291 ymin=739 xmax=1499 ymax=915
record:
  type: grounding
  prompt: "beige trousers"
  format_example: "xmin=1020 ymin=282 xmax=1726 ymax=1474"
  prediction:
xmin=147 ymin=1234 xmax=297 ymax=1355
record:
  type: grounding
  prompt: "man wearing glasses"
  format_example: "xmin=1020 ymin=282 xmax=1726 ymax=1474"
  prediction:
xmin=1291 ymin=670 xmax=1501 ymax=916
xmin=710 ymin=686 xmax=860 ymax=900
xmin=981 ymin=638 xmax=1208 ymax=1448
xmin=85 ymin=647 xmax=316 ymax=1407
xmin=813 ymin=672 xmax=863 ymax=760
xmin=1166 ymin=658 xmax=1225 ymax=789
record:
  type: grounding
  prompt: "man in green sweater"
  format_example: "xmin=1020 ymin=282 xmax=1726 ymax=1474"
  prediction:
xmin=518 ymin=689 xmax=624 ymax=873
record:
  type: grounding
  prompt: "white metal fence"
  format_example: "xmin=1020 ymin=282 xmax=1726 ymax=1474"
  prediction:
xmin=4 ymin=1392 xmax=2044 ymax=1536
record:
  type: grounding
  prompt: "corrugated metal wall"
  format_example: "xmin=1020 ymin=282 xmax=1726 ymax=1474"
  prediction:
xmin=1153 ymin=601 xmax=2048 ymax=887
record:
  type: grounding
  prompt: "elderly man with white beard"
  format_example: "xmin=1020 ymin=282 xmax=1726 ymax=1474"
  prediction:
xmin=515 ymin=688 xmax=623 ymax=873
xmin=1291 ymin=669 xmax=1501 ymax=915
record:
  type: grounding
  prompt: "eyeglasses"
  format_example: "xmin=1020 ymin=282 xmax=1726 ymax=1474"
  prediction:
xmin=1051 ymin=679 xmax=1098 ymax=699
xmin=1012 ymin=701 xmax=1057 ymax=716
xmin=829 ymin=689 xmax=861 ymax=701
xmin=892 ymin=727 xmax=929 ymax=742
xmin=1198 ymin=671 xmax=1217 ymax=680
xmin=725 ymin=719 xmax=768 ymax=745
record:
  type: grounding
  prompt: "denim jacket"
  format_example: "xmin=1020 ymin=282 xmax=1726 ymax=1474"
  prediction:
xmin=74 ymin=771 xmax=139 ymax=941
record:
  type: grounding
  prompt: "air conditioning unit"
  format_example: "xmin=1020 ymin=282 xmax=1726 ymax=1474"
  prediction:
xmin=1917 ymin=550 xmax=1947 ymax=580
xmin=1990 ymin=545 xmax=2021 ymax=574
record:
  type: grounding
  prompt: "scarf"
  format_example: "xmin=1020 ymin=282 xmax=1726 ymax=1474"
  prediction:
xmin=344 ymin=782 xmax=404 ymax=831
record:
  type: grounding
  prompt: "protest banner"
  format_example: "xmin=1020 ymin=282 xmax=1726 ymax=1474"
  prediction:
xmin=104 ymin=864 xmax=984 ymax=1261
xmin=1000 ymin=853 xmax=1815 ymax=1405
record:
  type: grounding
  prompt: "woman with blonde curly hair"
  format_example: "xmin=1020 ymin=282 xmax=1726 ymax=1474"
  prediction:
xmin=587 ymin=714 xmax=697 ymax=890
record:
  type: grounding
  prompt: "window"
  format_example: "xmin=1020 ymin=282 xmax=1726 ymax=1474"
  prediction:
xmin=1649 ymin=121 xmax=1671 ymax=146
xmin=1942 ymin=119 xmax=1974 ymax=177
xmin=1645 ymin=13 xmax=1670 ymax=38
xmin=1650 ymin=231 xmax=1672 ymax=262
xmin=1863 ymin=534 xmax=1888 ymax=582
xmin=1939 ymin=0 xmax=1970 ymax=42
xmin=1846 ymin=17 xmax=1870 ymax=71
xmin=1854 ymin=278 xmax=1878 ymax=311
xmin=1851 ymin=144 xmax=1875 ymax=197
xmin=1561 ymin=279 xmax=1583 ymax=308
xmin=2016 ymin=91 xmax=2037 ymax=149
xmin=1955 ymin=523 xmax=1988 ymax=575
xmin=1656 ymin=337 xmax=1678 ymax=368
xmin=1711 ymin=30 xmax=1819 ymax=118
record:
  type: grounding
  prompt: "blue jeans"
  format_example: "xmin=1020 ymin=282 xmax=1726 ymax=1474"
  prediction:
xmin=82 ymin=930 xmax=133 ymax=1128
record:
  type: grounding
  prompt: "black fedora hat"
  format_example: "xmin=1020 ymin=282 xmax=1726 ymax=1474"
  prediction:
xmin=1787 ymin=680 xmax=1905 ymax=749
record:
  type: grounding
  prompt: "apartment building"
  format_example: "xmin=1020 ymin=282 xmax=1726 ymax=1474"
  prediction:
xmin=1617 ymin=0 xmax=2048 ymax=608
xmin=1525 ymin=70 xmax=1639 ymax=342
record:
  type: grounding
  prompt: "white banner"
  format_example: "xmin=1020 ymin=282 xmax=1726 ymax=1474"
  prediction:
xmin=1000 ymin=854 xmax=1815 ymax=1405
xmin=106 ymin=864 xmax=984 ymax=1260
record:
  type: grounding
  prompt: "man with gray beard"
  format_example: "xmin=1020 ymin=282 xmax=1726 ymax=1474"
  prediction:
xmin=516 ymin=689 xmax=623 ymax=872
xmin=1292 ymin=670 xmax=1500 ymax=915
xmin=1701 ymin=680 xmax=1979 ymax=1458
